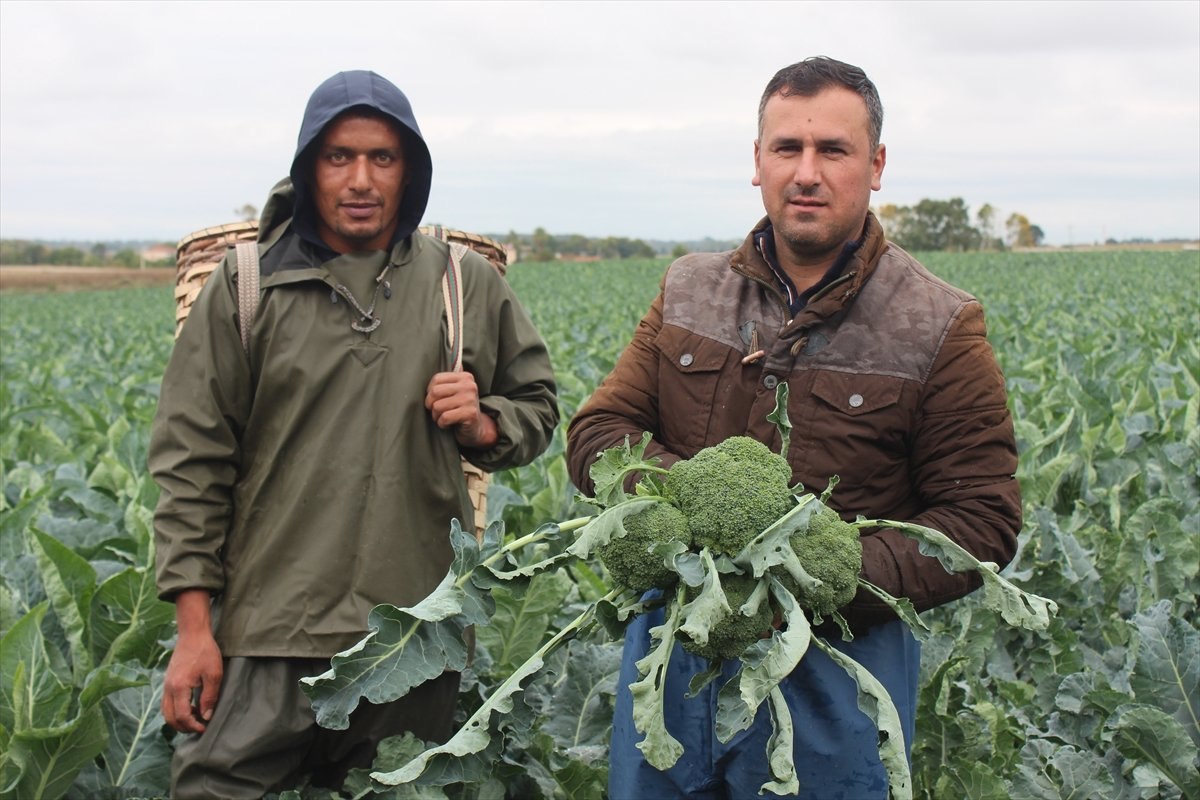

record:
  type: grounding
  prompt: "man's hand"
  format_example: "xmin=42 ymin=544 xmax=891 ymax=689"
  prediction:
xmin=425 ymin=371 xmax=499 ymax=449
xmin=162 ymin=589 xmax=223 ymax=734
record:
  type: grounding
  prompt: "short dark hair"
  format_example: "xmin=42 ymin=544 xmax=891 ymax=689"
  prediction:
xmin=757 ymin=57 xmax=883 ymax=150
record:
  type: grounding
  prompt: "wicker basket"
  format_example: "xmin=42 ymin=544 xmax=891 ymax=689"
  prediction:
xmin=173 ymin=220 xmax=509 ymax=539
xmin=175 ymin=222 xmax=260 ymax=337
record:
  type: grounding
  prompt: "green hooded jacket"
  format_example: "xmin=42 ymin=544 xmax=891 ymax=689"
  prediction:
xmin=150 ymin=75 xmax=557 ymax=657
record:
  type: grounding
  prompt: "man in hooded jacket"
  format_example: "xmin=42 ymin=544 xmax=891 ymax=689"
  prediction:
xmin=150 ymin=70 xmax=558 ymax=798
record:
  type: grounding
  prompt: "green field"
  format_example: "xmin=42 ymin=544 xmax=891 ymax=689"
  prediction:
xmin=2 ymin=250 xmax=1197 ymax=799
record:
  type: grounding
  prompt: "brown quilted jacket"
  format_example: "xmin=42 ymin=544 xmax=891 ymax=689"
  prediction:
xmin=566 ymin=213 xmax=1021 ymax=629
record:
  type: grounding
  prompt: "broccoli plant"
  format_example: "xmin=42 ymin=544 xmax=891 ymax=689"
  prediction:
xmin=300 ymin=385 xmax=1058 ymax=798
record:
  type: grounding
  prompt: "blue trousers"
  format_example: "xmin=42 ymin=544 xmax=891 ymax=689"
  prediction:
xmin=608 ymin=610 xmax=920 ymax=800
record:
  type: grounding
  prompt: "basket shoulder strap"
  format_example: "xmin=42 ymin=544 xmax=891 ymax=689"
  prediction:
xmin=234 ymin=242 xmax=261 ymax=356
xmin=440 ymin=242 xmax=468 ymax=373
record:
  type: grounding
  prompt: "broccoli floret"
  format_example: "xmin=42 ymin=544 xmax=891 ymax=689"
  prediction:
xmin=779 ymin=505 xmax=862 ymax=617
xmin=710 ymin=436 xmax=793 ymax=485
xmin=598 ymin=502 xmax=692 ymax=592
xmin=664 ymin=436 xmax=794 ymax=557
xmin=678 ymin=573 xmax=775 ymax=661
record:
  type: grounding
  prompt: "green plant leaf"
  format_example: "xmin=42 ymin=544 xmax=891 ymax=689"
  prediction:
xmin=1109 ymin=703 xmax=1200 ymax=797
xmin=371 ymin=595 xmax=610 ymax=787
xmin=585 ymin=432 xmax=666 ymax=507
xmin=931 ymin=763 xmax=1010 ymax=800
xmin=302 ymin=520 xmax=510 ymax=731
xmin=857 ymin=579 xmax=930 ymax=639
xmin=1128 ymin=601 xmax=1200 ymax=744
xmin=98 ymin=671 xmax=171 ymax=798
xmin=628 ymin=584 xmax=686 ymax=771
xmin=301 ymin=592 xmax=471 ymax=731
xmin=539 ymin=640 xmax=622 ymax=751
xmin=861 ymin=518 xmax=1058 ymax=631
xmin=766 ymin=382 xmax=791 ymax=462
xmin=0 ymin=603 xmax=72 ymax=733
xmin=810 ymin=635 xmax=912 ymax=800
xmin=30 ymin=529 xmax=96 ymax=682
xmin=5 ymin=662 xmax=141 ymax=800
xmin=731 ymin=495 xmax=822 ymax=592
xmin=476 ymin=570 xmax=573 ymax=681
xmin=89 ymin=566 xmax=174 ymax=669
xmin=715 ymin=579 xmax=810 ymax=742
xmin=6 ymin=703 xmax=108 ymax=800
xmin=565 ymin=497 xmax=659 ymax=561
xmin=759 ymin=684 xmax=799 ymax=795
xmin=676 ymin=550 xmax=730 ymax=647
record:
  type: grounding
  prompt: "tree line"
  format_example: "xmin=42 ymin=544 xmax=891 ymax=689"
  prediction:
xmin=499 ymin=198 xmax=1046 ymax=263
xmin=502 ymin=228 xmax=658 ymax=262
xmin=0 ymin=198 xmax=1047 ymax=269
xmin=0 ymin=240 xmax=172 ymax=268
xmin=876 ymin=199 xmax=1044 ymax=251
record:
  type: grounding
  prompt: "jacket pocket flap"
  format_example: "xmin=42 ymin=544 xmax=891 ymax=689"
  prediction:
xmin=657 ymin=329 xmax=727 ymax=374
xmin=811 ymin=370 xmax=902 ymax=416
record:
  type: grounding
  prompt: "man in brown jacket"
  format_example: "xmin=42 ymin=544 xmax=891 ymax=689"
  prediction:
xmin=566 ymin=57 xmax=1020 ymax=799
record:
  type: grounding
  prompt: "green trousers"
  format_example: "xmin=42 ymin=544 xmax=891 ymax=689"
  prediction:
xmin=170 ymin=657 xmax=459 ymax=799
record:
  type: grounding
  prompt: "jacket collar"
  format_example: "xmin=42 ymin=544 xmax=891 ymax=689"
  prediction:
xmin=730 ymin=212 xmax=890 ymax=342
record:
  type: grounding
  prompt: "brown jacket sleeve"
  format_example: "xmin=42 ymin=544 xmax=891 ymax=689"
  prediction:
xmin=844 ymin=301 xmax=1022 ymax=628
xmin=567 ymin=288 xmax=684 ymax=493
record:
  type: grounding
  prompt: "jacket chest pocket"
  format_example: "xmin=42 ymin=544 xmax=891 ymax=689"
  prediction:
xmin=656 ymin=328 xmax=730 ymax=452
xmin=796 ymin=370 xmax=912 ymax=489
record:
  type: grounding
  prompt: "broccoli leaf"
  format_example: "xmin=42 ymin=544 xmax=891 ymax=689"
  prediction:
xmin=760 ymin=684 xmax=800 ymax=795
xmin=686 ymin=661 xmax=723 ymax=698
xmin=302 ymin=590 xmax=471 ymax=731
xmin=715 ymin=579 xmax=811 ymax=742
xmin=766 ymin=382 xmax=791 ymax=462
xmin=302 ymin=521 xmax=489 ymax=730
xmin=565 ymin=497 xmax=662 ymax=560
xmin=595 ymin=595 xmax=657 ymax=640
xmin=677 ymin=550 xmax=731 ymax=647
xmin=586 ymin=432 xmax=667 ymax=507
xmin=648 ymin=539 xmax=696 ymax=585
xmin=732 ymin=496 xmax=823 ymax=594
xmin=629 ymin=584 xmax=686 ymax=770
xmin=811 ymin=636 xmax=913 ymax=800
xmin=856 ymin=579 xmax=930 ymax=640
xmin=474 ymin=518 xmax=589 ymax=587
xmin=371 ymin=593 xmax=614 ymax=786
xmin=858 ymin=519 xmax=1058 ymax=631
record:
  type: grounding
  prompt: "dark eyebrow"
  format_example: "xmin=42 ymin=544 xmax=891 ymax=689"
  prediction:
xmin=770 ymin=135 xmax=852 ymax=149
xmin=321 ymin=144 xmax=400 ymax=157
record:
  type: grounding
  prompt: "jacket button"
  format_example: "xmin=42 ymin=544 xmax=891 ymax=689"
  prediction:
xmin=849 ymin=393 xmax=864 ymax=408
xmin=679 ymin=353 xmax=694 ymax=367
xmin=764 ymin=375 xmax=779 ymax=389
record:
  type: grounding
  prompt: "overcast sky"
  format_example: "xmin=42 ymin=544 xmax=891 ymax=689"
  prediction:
xmin=2 ymin=0 xmax=1197 ymax=247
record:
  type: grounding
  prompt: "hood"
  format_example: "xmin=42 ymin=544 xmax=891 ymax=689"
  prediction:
xmin=288 ymin=70 xmax=432 ymax=252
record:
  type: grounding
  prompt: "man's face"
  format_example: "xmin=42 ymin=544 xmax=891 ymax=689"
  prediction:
xmin=313 ymin=113 xmax=408 ymax=254
xmin=753 ymin=87 xmax=885 ymax=265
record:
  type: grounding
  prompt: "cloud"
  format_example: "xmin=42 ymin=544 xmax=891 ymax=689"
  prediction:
xmin=1 ymin=0 xmax=1197 ymax=244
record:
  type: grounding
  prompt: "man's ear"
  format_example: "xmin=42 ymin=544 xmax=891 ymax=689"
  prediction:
xmin=752 ymin=139 xmax=762 ymax=187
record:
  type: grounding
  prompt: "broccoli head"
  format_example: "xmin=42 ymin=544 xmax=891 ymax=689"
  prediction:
xmin=598 ymin=501 xmax=692 ymax=592
xmin=778 ymin=505 xmax=863 ymax=618
xmin=664 ymin=436 xmax=794 ymax=557
xmin=678 ymin=572 xmax=775 ymax=661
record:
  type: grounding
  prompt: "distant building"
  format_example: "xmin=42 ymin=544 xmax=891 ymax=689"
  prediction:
xmin=140 ymin=244 xmax=175 ymax=264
